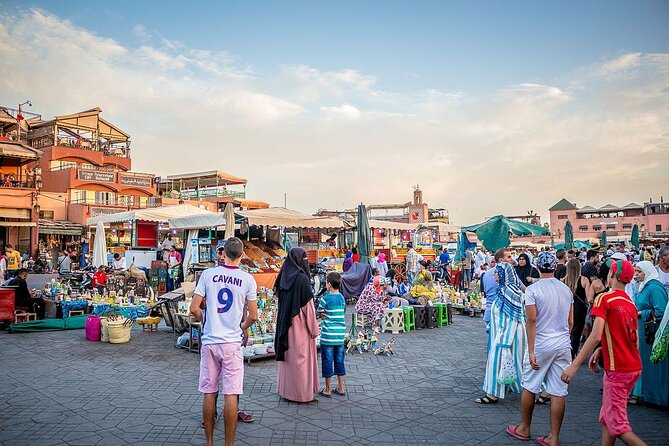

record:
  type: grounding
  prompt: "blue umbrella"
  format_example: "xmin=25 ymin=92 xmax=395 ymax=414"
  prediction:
xmin=356 ymin=204 xmax=371 ymax=264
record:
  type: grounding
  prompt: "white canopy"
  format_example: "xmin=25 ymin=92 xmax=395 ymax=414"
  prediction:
xmin=367 ymin=219 xmax=418 ymax=231
xmin=86 ymin=204 xmax=212 ymax=225
xmin=169 ymin=213 xmax=227 ymax=230
xmin=237 ymin=207 xmax=345 ymax=229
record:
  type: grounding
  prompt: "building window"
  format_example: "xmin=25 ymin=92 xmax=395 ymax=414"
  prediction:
xmin=71 ymin=190 xmax=88 ymax=204
xmin=39 ymin=210 xmax=55 ymax=220
xmin=592 ymin=225 xmax=602 ymax=231
xmin=578 ymin=225 xmax=588 ymax=231
xmin=557 ymin=214 xmax=568 ymax=220
xmin=95 ymin=191 xmax=115 ymax=205
xmin=50 ymin=160 xmax=77 ymax=171
xmin=606 ymin=224 xmax=616 ymax=229
xmin=622 ymin=224 xmax=632 ymax=230
xmin=657 ymin=224 xmax=662 ymax=232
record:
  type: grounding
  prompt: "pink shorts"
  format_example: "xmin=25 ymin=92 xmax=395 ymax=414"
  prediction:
xmin=599 ymin=370 xmax=641 ymax=437
xmin=198 ymin=343 xmax=244 ymax=395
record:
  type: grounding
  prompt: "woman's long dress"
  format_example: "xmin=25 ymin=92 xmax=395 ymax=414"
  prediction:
xmin=482 ymin=263 xmax=526 ymax=399
xmin=632 ymin=280 xmax=669 ymax=407
xmin=277 ymin=300 xmax=320 ymax=402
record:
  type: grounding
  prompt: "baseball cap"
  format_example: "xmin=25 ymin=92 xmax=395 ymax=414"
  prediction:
xmin=610 ymin=252 xmax=626 ymax=261
xmin=536 ymin=251 xmax=557 ymax=272
xmin=215 ymin=239 xmax=226 ymax=251
xmin=609 ymin=259 xmax=634 ymax=284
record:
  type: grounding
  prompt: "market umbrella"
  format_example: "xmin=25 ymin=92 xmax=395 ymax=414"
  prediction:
xmin=600 ymin=231 xmax=607 ymax=248
xmin=92 ymin=221 xmax=107 ymax=268
xmin=631 ymin=224 xmax=639 ymax=250
xmin=224 ymin=203 xmax=235 ymax=240
xmin=564 ymin=221 xmax=574 ymax=251
xmin=461 ymin=215 xmax=549 ymax=252
xmin=555 ymin=240 xmax=593 ymax=251
xmin=356 ymin=203 xmax=371 ymax=264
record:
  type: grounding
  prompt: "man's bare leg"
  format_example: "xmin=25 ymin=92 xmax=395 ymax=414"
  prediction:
xmin=223 ymin=394 xmax=239 ymax=446
xmin=515 ymin=389 xmax=536 ymax=438
xmin=203 ymin=393 xmax=217 ymax=446
xmin=541 ymin=395 xmax=565 ymax=446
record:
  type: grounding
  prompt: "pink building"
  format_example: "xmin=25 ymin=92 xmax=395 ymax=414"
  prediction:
xmin=549 ymin=198 xmax=669 ymax=244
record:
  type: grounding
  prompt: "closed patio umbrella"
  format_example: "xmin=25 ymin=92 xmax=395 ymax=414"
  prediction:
xmin=631 ymin=224 xmax=639 ymax=250
xmin=356 ymin=204 xmax=371 ymax=264
xmin=564 ymin=221 xmax=574 ymax=251
xmin=92 ymin=221 xmax=107 ymax=268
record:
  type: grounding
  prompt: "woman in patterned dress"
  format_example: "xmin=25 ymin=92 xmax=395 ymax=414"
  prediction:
xmin=355 ymin=276 xmax=388 ymax=326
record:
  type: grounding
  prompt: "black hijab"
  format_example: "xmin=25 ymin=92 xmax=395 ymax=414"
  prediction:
xmin=274 ymin=247 xmax=314 ymax=361
xmin=514 ymin=253 xmax=539 ymax=287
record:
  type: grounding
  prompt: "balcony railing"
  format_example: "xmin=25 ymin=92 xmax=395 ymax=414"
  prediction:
xmin=29 ymin=135 xmax=131 ymax=158
xmin=166 ymin=187 xmax=246 ymax=200
xmin=1 ymin=179 xmax=37 ymax=189
xmin=70 ymin=197 xmax=160 ymax=208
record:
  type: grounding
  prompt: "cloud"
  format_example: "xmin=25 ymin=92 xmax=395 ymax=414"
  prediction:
xmin=1 ymin=8 xmax=667 ymax=226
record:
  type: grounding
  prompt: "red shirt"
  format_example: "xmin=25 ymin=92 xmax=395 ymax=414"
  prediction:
xmin=93 ymin=271 xmax=107 ymax=287
xmin=352 ymin=254 xmax=360 ymax=263
xmin=591 ymin=289 xmax=641 ymax=372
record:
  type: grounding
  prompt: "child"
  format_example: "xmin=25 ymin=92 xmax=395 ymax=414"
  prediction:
xmin=317 ymin=271 xmax=347 ymax=397
xmin=561 ymin=260 xmax=646 ymax=446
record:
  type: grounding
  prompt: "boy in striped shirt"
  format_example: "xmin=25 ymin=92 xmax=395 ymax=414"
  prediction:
xmin=317 ymin=272 xmax=347 ymax=397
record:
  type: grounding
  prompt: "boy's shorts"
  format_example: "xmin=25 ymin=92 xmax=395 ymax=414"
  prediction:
xmin=521 ymin=349 xmax=571 ymax=397
xmin=198 ymin=343 xmax=244 ymax=395
xmin=599 ymin=370 xmax=640 ymax=437
xmin=321 ymin=344 xmax=346 ymax=378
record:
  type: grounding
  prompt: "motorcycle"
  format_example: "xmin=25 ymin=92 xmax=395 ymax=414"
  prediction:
xmin=26 ymin=258 xmax=49 ymax=274
xmin=59 ymin=265 xmax=96 ymax=291
xmin=310 ymin=257 xmax=331 ymax=300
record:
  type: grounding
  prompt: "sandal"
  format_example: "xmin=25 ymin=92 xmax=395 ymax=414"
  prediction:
xmin=237 ymin=412 xmax=254 ymax=423
xmin=536 ymin=395 xmax=551 ymax=405
xmin=332 ymin=388 xmax=346 ymax=396
xmin=536 ymin=437 xmax=551 ymax=446
xmin=475 ymin=395 xmax=498 ymax=404
xmin=505 ymin=425 xmax=531 ymax=441
xmin=318 ymin=389 xmax=332 ymax=398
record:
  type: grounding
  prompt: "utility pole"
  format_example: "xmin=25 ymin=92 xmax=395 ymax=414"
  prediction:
xmin=284 ymin=193 xmax=287 ymax=208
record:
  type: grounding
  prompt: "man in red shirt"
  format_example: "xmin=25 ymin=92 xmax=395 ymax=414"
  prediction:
xmin=92 ymin=266 xmax=107 ymax=295
xmin=562 ymin=260 xmax=646 ymax=446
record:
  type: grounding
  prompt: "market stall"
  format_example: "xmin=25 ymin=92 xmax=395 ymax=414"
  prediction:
xmin=86 ymin=204 xmax=213 ymax=268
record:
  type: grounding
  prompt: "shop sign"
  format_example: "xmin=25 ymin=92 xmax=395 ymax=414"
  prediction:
xmin=77 ymin=169 xmax=115 ymax=183
xmin=119 ymin=174 xmax=153 ymax=188
xmin=90 ymin=207 xmax=125 ymax=218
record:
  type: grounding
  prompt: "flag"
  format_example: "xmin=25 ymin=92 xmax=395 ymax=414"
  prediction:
xmin=16 ymin=113 xmax=24 ymax=121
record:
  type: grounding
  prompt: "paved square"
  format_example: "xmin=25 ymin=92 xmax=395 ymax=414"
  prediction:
xmin=1 ymin=311 xmax=667 ymax=445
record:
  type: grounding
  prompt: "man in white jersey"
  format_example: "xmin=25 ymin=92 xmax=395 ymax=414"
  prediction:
xmin=507 ymin=251 xmax=573 ymax=446
xmin=190 ymin=237 xmax=258 ymax=446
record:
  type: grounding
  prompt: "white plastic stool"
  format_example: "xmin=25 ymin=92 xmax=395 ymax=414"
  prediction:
xmin=355 ymin=313 xmax=370 ymax=328
xmin=382 ymin=308 xmax=405 ymax=334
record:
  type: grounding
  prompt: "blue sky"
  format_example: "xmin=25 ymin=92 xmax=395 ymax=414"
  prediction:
xmin=16 ymin=0 xmax=669 ymax=92
xmin=1 ymin=1 xmax=668 ymax=223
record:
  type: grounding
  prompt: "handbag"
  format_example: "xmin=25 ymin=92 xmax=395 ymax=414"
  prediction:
xmin=498 ymin=346 xmax=517 ymax=386
xmin=644 ymin=310 xmax=661 ymax=345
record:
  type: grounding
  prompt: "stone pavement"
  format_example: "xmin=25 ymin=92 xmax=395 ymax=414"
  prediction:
xmin=1 ymin=311 xmax=667 ymax=446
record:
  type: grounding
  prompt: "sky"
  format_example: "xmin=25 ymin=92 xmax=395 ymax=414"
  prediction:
xmin=1 ymin=1 xmax=668 ymax=226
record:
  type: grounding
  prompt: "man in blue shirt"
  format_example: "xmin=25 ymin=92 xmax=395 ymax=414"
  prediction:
xmin=438 ymin=248 xmax=451 ymax=281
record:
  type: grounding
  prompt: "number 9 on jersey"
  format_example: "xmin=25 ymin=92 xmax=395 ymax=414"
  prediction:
xmin=217 ymin=288 xmax=234 ymax=313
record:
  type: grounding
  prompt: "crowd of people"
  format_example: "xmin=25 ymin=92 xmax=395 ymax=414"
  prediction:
xmin=472 ymin=243 xmax=669 ymax=446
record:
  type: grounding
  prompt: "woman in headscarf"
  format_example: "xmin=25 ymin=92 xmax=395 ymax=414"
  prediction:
xmin=514 ymin=253 xmax=539 ymax=288
xmin=376 ymin=252 xmax=389 ymax=277
xmin=409 ymin=261 xmax=436 ymax=305
xmin=386 ymin=269 xmax=410 ymax=307
xmin=275 ymin=247 xmax=320 ymax=402
xmin=342 ymin=250 xmax=353 ymax=272
xmin=629 ymin=260 xmax=669 ymax=407
xmin=477 ymin=262 xmax=526 ymax=404
xmin=355 ymin=276 xmax=388 ymax=326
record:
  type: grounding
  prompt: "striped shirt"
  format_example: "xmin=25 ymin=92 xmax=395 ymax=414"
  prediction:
xmin=317 ymin=292 xmax=346 ymax=346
